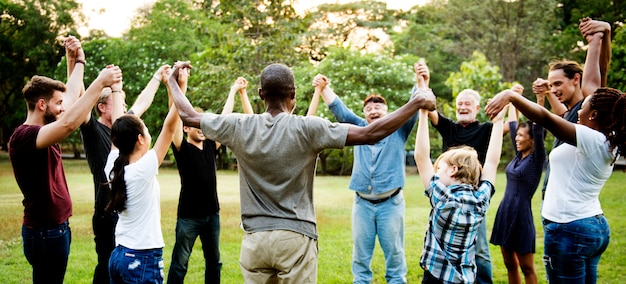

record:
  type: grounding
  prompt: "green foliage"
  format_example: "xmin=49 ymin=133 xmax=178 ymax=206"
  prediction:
xmin=304 ymin=1 xmax=398 ymax=60
xmin=608 ymin=25 xmax=626 ymax=91
xmin=292 ymin=47 xmax=421 ymax=174
xmin=0 ymin=0 xmax=81 ymax=149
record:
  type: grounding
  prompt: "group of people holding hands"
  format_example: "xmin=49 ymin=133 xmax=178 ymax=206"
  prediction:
xmin=8 ymin=16 xmax=626 ymax=284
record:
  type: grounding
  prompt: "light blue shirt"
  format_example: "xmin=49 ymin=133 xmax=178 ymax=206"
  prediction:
xmin=327 ymin=96 xmax=417 ymax=194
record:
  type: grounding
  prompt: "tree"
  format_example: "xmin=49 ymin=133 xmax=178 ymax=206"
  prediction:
xmin=608 ymin=25 xmax=626 ymax=91
xmin=0 ymin=0 xmax=82 ymax=150
xmin=302 ymin=1 xmax=398 ymax=61
xmin=293 ymin=47 xmax=421 ymax=175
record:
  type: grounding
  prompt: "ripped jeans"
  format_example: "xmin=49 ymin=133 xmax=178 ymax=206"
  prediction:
xmin=543 ymin=215 xmax=610 ymax=284
xmin=109 ymin=245 xmax=164 ymax=284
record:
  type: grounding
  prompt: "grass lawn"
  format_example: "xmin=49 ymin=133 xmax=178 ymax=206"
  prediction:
xmin=1 ymin=152 xmax=625 ymax=283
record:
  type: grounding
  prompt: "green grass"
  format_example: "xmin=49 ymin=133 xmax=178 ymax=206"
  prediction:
xmin=1 ymin=152 xmax=625 ymax=283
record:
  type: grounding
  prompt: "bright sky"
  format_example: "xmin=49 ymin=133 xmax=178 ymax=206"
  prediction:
xmin=78 ymin=0 xmax=429 ymax=37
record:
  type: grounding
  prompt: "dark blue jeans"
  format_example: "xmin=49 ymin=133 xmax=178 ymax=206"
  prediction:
xmin=543 ymin=214 xmax=610 ymax=283
xmin=109 ymin=245 xmax=164 ymax=284
xmin=167 ymin=215 xmax=222 ymax=284
xmin=475 ymin=218 xmax=493 ymax=284
xmin=93 ymin=210 xmax=118 ymax=284
xmin=22 ymin=220 xmax=71 ymax=284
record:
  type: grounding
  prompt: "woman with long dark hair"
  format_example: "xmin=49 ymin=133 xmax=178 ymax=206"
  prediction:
xmin=104 ymin=74 xmax=181 ymax=283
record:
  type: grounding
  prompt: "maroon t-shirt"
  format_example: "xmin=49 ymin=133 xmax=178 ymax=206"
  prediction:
xmin=9 ymin=124 xmax=72 ymax=227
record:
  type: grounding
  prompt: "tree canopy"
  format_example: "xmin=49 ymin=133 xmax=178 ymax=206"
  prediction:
xmin=2 ymin=0 xmax=624 ymax=172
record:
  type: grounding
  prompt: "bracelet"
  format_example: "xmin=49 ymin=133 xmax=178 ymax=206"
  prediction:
xmin=152 ymin=75 xmax=161 ymax=81
xmin=111 ymin=90 xmax=122 ymax=93
xmin=75 ymin=58 xmax=86 ymax=65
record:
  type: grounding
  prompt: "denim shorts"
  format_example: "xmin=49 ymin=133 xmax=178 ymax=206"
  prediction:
xmin=109 ymin=245 xmax=164 ymax=284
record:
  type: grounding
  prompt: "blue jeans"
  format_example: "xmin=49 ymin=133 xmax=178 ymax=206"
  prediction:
xmin=543 ymin=215 xmax=610 ymax=284
xmin=109 ymin=245 xmax=164 ymax=284
xmin=352 ymin=191 xmax=407 ymax=284
xmin=475 ymin=218 xmax=493 ymax=284
xmin=93 ymin=210 xmax=118 ymax=284
xmin=22 ymin=221 xmax=71 ymax=284
xmin=167 ymin=215 xmax=222 ymax=284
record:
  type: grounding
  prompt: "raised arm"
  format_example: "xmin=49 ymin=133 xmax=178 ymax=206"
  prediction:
xmin=235 ymin=77 xmax=254 ymax=114
xmin=485 ymin=89 xmax=576 ymax=146
xmin=313 ymin=74 xmax=338 ymax=105
xmin=37 ymin=66 xmax=122 ymax=149
xmin=413 ymin=61 xmax=439 ymax=125
xmin=533 ymin=77 xmax=566 ymax=115
xmin=579 ymin=18 xmax=610 ymax=99
xmin=481 ymin=104 xmax=507 ymax=184
xmin=224 ymin=77 xmax=247 ymax=115
xmin=166 ymin=62 xmax=189 ymax=150
xmin=579 ymin=18 xmax=611 ymax=88
xmin=307 ymin=87 xmax=322 ymax=116
xmin=153 ymin=104 xmax=179 ymax=165
xmin=128 ymin=64 xmax=170 ymax=117
xmin=62 ymin=36 xmax=85 ymax=110
xmin=167 ymin=62 xmax=203 ymax=128
xmin=346 ymin=88 xmax=435 ymax=145
xmin=414 ymin=109 xmax=434 ymax=189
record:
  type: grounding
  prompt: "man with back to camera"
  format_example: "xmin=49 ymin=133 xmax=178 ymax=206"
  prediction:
xmin=166 ymin=62 xmax=436 ymax=283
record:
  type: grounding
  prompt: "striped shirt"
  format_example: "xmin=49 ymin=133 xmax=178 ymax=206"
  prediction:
xmin=420 ymin=175 xmax=494 ymax=284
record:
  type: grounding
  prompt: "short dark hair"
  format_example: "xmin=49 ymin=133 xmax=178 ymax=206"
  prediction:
xmin=549 ymin=61 xmax=583 ymax=86
xmin=22 ymin=75 xmax=66 ymax=110
xmin=363 ymin=94 xmax=386 ymax=107
xmin=259 ymin=63 xmax=296 ymax=101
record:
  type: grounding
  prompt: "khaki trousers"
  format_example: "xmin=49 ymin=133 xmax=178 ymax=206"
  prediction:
xmin=239 ymin=230 xmax=318 ymax=283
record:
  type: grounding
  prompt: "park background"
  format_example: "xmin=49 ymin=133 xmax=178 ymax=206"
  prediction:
xmin=1 ymin=0 xmax=626 ymax=282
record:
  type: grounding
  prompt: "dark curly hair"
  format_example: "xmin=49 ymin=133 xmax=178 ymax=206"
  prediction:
xmin=588 ymin=87 xmax=626 ymax=161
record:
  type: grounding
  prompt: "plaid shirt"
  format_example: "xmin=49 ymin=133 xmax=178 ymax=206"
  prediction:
xmin=420 ymin=175 xmax=494 ymax=284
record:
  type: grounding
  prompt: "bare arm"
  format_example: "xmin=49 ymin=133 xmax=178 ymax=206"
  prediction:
xmin=415 ymin=110 xmax=434 ymax=189
xmin=224 ymin=77 xmax=247 ymax=116
xmin=168 ymin=63 xmax=203 ymax=129
xmin=481 ymin=105 xmax=506 ymax=184
xmin=37 ymin=66 xmax=122 ymax=149
xmin=62 ymin=36 xmax=85 ymax=111
xmin=129 ymin=65 xmax=170 ymax=117
xmin=533 ymin=77 xmax=565 ymax=115
xmin=307 ymin=88 xmax=322 ymax=116
xmin=153 ymin=104 xmax=179 ymax=165
xmin=579 ymin=20 xmax=606 ymax=98
xmin=237 ymin=78 xmax=254 ymax=114
xmin=346 ymin=88 xmax=436 ymax=145
xmin=485 ymin=90 xmax=576 ymax=146
xmin=313 ymin=75 xmax=338 ymax=105
xmin=580 ymin=18 xmax=611 ymax=88
xmin=414 ymin=61 xmax=440 ymax=125
xmin=217 ymin=77 xmax=247 ymax=148
xmin=166 ymin=64 xmax=188 ymax=150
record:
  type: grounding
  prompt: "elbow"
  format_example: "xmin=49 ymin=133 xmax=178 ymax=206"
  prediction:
xmin=179 ymin=111 xmax=201 ymax=128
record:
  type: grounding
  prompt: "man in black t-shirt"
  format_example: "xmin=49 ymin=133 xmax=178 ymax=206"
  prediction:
xmin=166 ymin=75 xmax=252 ymax=283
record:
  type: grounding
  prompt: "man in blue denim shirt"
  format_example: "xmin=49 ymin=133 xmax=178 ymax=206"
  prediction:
xmin=312 ymin=65 xmax=426 ymax=283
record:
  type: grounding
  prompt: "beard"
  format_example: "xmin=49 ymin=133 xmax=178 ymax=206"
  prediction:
xmin=43 ymin=108 xmax=57 ymax=124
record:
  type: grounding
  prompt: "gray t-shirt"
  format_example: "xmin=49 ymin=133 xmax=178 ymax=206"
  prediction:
xmin=200 ymin=112 xmax=349 ymax=239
